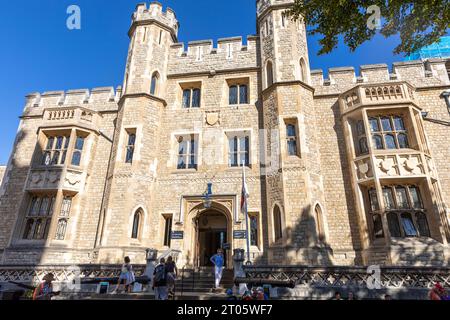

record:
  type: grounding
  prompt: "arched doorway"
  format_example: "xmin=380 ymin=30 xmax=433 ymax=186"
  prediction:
xmin=194 ymin=210 xmax=229 ymax=268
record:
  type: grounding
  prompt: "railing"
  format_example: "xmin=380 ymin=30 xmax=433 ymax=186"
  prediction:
xmin=0 ymin=264 xmax=146 ymax=285
xmin=241 ymin=265 xmax=450 ymax=289
xmin=340 ymin=82 xmax=416 ymax=113
xmin=43 ymin=107 xmax=98 ymax=127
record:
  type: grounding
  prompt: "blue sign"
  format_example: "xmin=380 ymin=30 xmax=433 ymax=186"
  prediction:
xmin=171 ymin=231 xmax=184 ymax=240
xmin=233 ymin=230 xmax=247 ymax=239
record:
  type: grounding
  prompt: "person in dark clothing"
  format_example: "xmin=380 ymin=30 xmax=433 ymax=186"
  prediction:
xmin=165 ymin=256 xmax=178 ymax=299
xmin=153 ymin=258 xmax=168 ymax=300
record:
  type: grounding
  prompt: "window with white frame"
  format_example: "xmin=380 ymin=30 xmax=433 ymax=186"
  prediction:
xmin=227 ymin=133 xmax=250 ymax=167
xmin=177 ymin=134 xmax=198 ymax=170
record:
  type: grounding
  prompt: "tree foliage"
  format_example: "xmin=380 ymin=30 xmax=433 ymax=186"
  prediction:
xmin=287 ymin=0 xmax=450 ymax=56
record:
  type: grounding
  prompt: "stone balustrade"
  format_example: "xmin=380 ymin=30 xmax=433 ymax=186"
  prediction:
xmin=340 ymin=82 xmax=416 ymax=114
xmin=43 ymin=107 xmax=99 ymax=130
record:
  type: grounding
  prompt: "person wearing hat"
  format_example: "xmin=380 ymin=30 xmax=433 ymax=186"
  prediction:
xmin=33 ymin=273 xmax=56 ymax=300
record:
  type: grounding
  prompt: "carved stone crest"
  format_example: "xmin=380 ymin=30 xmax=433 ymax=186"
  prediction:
xmin=206 ymin=112 xmax=219 ymax=126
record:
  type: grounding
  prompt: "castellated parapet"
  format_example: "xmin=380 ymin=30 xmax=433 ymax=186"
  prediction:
xmin=131 ymin=2 xmax=179 ymax=39
xmin=312 ymin=59 xmax=450 ymax=95
xmin=168 ymin=36 xmax=260 ymax=76
xmin=23 ymin=87 xmax=121 ymax=114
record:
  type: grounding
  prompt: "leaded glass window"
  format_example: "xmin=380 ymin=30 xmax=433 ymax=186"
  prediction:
xmin=395 ymin=186 xmax=410 ymax=209
xmin=401 ymin=213 xmax=418 ymax=237
xmin=71 ymin=136 xmax=85 ymax=166
xmin=42 ymin=135 xmax=70 ymax=166
xmin=368 ymin=115 xmax=410 ymax=151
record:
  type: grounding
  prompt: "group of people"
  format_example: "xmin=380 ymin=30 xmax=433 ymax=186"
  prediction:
xmin=152 ymin=256 xmax=178 ymax=300
xmin=29 ymin=253 xmax=449 ymax=301
xmin=226 ymin=287 xmax=270 ymax=301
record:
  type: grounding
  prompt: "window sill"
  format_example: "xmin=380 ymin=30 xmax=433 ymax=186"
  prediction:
xmin=226 ymin=166 xmax=251 ymax=171
xmin=171 ymin=169 xmax=198 ymax=174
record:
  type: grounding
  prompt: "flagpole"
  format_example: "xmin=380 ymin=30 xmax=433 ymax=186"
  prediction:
xmin=242 ymin=161 xmax=251 ymax=264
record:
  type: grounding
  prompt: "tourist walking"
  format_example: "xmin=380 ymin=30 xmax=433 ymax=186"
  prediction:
xmin=153 ymin=258 xmax=168 ymax=300
xmin=210 ymin=249 xmax=224 ymax=289
xmin=165 ymin=256 xmax=178 ymax=299
xmin=33 ymin=273 xmax=59 ymax=300
xmin=114 ymin=256 xmax=135 ymax=294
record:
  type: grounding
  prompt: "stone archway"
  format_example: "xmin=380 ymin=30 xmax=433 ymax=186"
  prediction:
xmin=186 ymin=201 xmax=233 ymax=269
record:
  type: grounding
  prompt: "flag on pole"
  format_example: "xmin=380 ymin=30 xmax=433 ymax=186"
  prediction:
xmin=241 ymin=164 xmax=249 ymax=213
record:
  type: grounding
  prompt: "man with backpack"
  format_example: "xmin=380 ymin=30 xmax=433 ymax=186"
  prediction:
xmin=153 ymin=257 xmax=168 ymax=300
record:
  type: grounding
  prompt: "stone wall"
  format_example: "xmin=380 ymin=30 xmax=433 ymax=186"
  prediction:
xmin=0 ymin=166 xmax=5 ymax=188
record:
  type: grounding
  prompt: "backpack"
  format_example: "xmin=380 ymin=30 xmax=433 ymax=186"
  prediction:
xmin=154 ymin=264 xmax=166 ymax=283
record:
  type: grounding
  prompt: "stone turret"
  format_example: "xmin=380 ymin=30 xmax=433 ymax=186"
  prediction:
xmin=257 ymin=0 xmax=329 ymax=264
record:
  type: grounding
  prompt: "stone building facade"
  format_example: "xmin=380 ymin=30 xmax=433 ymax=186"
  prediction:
xmin=0 ymin=0 xmax=449 ymax=267
xmin=0 ymin=166 xmax=5 ymax=188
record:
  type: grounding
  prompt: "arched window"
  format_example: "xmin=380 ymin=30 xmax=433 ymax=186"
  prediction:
xmin=273 ymin=205 xmax=283 ymax=241
xmin=131 ymin=209 xmax=142 ymax=239
xmin=314 ymin=204 xmax=326 ymax=242
xmin=150 ymin=72 xmax=159 ymax=96
xmin=266 ymin=61 xmax=274 ymax=88
xmin=299 ymin=58 xmax=308 ymax=83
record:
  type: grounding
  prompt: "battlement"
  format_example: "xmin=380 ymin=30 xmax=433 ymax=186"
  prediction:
xmin=168 ymin=36 xmax=260 ymax=75
xmin=24 ymin=86 xmax=122 ymax=112
xmin=257 ymin=0 xmax=294 ymax=17
xmin=312 ymin=59 xmax=450 ymax=91
xmin=132 ymin=2 xmax=179 ymax=37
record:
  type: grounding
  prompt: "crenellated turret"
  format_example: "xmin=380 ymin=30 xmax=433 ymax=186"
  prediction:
xmin=123 ymin=2 xmax=178 ymax=97
xmin=257 ymin=0 xmax=310 ymax=86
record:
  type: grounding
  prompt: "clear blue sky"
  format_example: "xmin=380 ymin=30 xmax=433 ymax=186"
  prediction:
xmin=0 ymin=0 xmax=409 ymax=165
